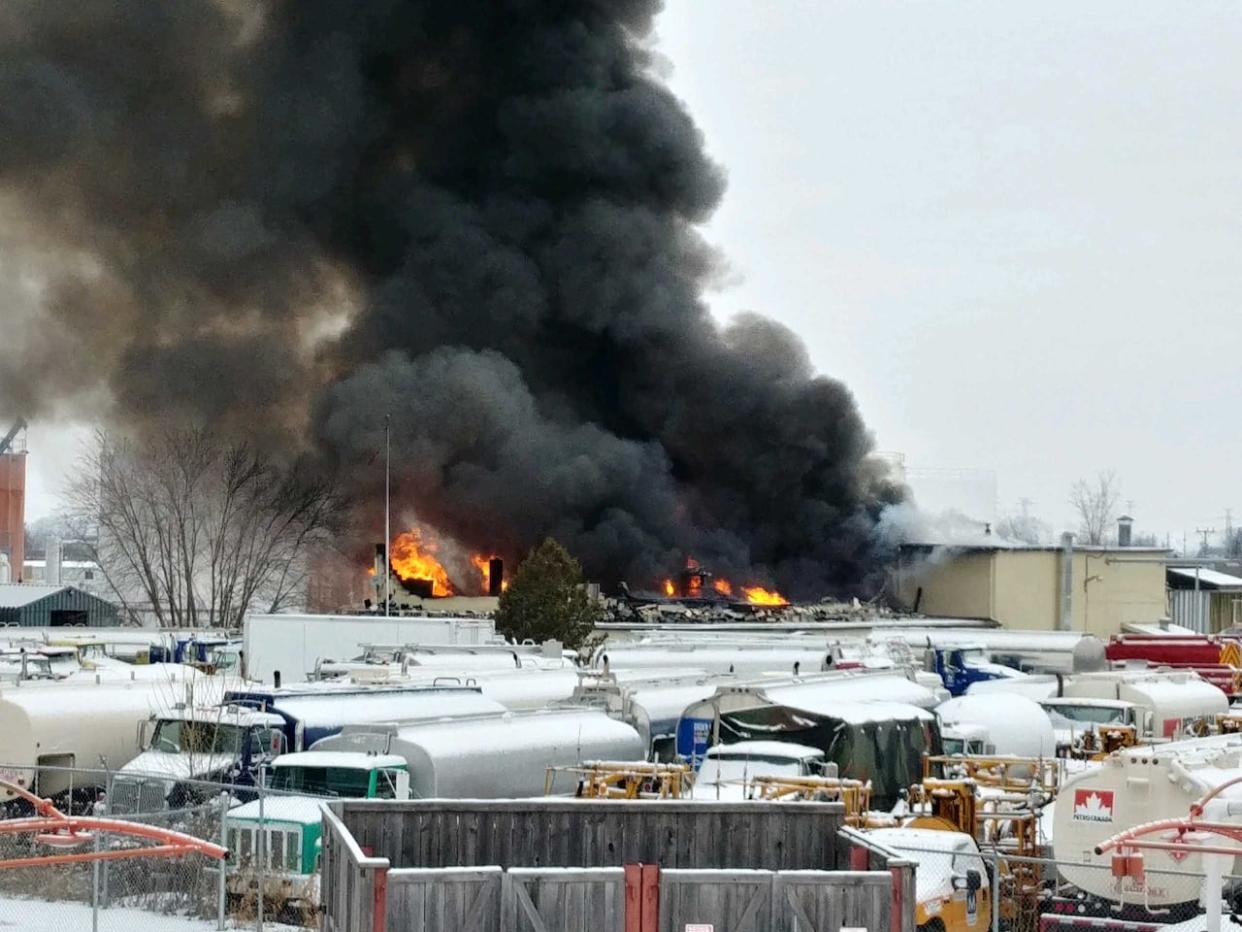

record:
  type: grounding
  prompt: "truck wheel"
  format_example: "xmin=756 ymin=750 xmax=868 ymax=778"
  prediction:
xmin=919 ymin=919 xmax=946 ymax=932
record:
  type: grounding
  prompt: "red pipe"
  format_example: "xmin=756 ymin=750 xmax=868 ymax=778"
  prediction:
xmin=0 ymin=844 xmax=189 ymax=870
xmin=0 ymin=815 xmax=226 ymax=859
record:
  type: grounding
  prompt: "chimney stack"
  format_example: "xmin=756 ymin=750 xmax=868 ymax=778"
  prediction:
xmin=488 ymin=557 xmax=504 ymax=597
xmin=1118 ymin=515 xmax=1133 ymax=548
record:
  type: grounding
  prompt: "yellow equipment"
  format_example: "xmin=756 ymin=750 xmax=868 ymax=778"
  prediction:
xmin=544 ymin=761 xmax=692 ymax=799
xmin=750 ymin=775 xmax=873 ymax=825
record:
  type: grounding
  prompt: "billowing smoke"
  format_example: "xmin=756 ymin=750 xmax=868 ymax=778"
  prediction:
xmin=0 ymin=0 xmax=903 ymax=598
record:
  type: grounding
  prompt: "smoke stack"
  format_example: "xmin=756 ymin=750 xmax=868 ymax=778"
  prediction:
xmin=1117 ymin=515 xmax=1133 ymax=548
xmin=488 ymin=557 xmax=504 ymax=597
xmin=374 ymin=543 xmax=387 ymax=579
xmin=0 ymin=553 xmax=9 ymax=585
xmin=46 ymin=538 xmax=62 ymax=586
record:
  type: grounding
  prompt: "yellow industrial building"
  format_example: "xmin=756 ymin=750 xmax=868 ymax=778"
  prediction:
xmin=892 ymin=542 xmax=1169 ymax=637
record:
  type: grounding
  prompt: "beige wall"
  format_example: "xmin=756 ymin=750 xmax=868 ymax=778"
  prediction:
xmin=895 ymin=550 xmax=994 ymax=620
xmin=992 ymin=550 xmax=1060 ymax=630
xmin=1070 ymin=554 xmax=1166 ymax=637
xmin=895 ymin=548 xmax=1168 ymax=636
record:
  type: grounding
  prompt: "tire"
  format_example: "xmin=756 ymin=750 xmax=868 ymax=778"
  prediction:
xmin=919 ymin=918 xmax=946 ymax=932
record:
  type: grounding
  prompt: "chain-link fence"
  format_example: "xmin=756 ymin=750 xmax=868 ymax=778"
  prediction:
xmin=0 ymin=763 xmax=324 ymax=932
xmin=861 ymin=836 xmax=1242 ymax=932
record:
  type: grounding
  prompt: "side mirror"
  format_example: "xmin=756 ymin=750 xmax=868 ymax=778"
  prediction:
xmin=137 ymin=719 xmax=151 ymax=750
xmin=396 ymin=770 xmax=411 ymax=800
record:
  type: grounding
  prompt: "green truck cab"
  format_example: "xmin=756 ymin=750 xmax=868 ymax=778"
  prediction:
xmin=224 ymin=751 xmax=409 ymax=920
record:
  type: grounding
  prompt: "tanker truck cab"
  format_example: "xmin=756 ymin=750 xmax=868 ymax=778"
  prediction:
xmin=224 ymin=752 xmax=409 ymax=919
xmin=866 ymin=827 xmax=991 ymax=932
xmin=941 ymin=724 xmax=991 ymax=757
xmin=691 ymin=741 xmax=827 ymax=799
xmin=112 ymin=706 xmax=287 ymax=812
xmin=927 ymin=646 xmax=1025 ymax=697
xmin=1039 ymin=698 xmax=1143 ymax=750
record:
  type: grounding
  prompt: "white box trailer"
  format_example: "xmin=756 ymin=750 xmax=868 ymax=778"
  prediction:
xmin=242 ymin=613 xmax=499 ymax=684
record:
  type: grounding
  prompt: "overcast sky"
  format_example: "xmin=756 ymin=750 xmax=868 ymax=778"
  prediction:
xmin=21 ymin=2 xmax=1242 ymax=551
xmin=652 ymin=1 xmax=1242 ymax=549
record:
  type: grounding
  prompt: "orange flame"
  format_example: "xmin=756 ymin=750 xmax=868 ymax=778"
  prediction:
xmin=742 ymin=586 xmax=788 ymax=606
xmin=471 ymin=554 xmax=508 ymax=593
xmin=390 ymin=530 xmax=454 ymax=597
xmin=713 ymin=578 xmax=734 ymax=597
xmin=663 ymin=579 xmax=675 ymax=597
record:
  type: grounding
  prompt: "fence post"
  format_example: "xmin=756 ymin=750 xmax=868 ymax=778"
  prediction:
xmin=101 ymin=771 xmax=111 ymax=907
xmin=91 ymin=824 xmax=100 ymax=932
xmin=257 ymin=765 xmax=266 ymax=932
xmin=624 ymin=864 xmax=641 ymax=932
xmin=640 ymin=864 xmax=660 ymax=932
xmin=218 ymin=790 xmax=229 ymax=931
xmin=371 ymin=864 xmax=388 ymax=932
xmin=889 ymin=865 xmax=906 ymax=932
xmin=850 ymin=843 xmax=870 ymax=870
xmin=990 ymin=850 xmax=1000 ymax=932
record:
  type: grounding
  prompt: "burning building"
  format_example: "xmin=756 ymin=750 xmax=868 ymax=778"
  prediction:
xmin=0 ymin=3 xmax=903 ymax=601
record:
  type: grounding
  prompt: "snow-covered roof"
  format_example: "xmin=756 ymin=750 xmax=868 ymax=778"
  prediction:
xmin=269 ymin=689 xmax=506 ymax=727
xmin=865 ymin=827 xmax=976 ymax=854
xmin=229 ymin=796 xmax=327 ymax=825
xmin=274 ymin=751 xmax=405 ymax=770
xmin=1168 ymin=566 xmax=1242 ymax=589
xmin=0 ymin=585 xmax=80 ymax=608
xmin=705 ymin=741 xmax=823 ymax=761
xmin=763 ymin=675 xmax=937 ymax=714
xmin=160 ymin=706 xmax=284 ymax=726
xmin=1041 ymin=697 xmax=1133 ymax=709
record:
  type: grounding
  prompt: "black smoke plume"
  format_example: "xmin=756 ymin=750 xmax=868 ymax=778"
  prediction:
xmin=0 ymin=0 xmax=903 ymax=598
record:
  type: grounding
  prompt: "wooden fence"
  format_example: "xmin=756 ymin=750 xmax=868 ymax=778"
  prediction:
xmin=322 ymin=800 xmax=913 ymax=932
xmin=375 ymin=864 xmax=898 ymax=932
xmin=321 ymin=801 xmax=388 ymax=932
xmin=332 ymin=798 xmax=846 ymax=871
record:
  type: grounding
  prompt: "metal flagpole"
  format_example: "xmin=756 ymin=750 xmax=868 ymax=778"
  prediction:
xmin=384 ymin=414 xmax=391 ymax=617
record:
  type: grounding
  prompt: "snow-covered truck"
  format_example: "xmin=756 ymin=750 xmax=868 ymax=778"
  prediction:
xmin=223 ymin=751 xmax=409 ymax=920
xmin=970 ymin=670 xmax=1227 ymax=742
xmin=112 ymin=684 xmax=504 ymax=811
xmin=223 ymin=709 xmax=644 ymax=917
xmin=0 ymin=675 xmax=200 ymax=805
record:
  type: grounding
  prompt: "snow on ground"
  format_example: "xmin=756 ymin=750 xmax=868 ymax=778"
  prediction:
xmin=0 ymin=896 xmax=305 ymax=932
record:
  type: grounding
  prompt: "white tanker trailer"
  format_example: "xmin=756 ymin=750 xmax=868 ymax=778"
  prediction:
xmin=1053 ymin=733 xmax=1242 ymax=908
xmin=311 ymin=708 xmax=646 ymax=798
xmin=592 ymin=640 xmax=842 ymax=676
xmin=0 ymin=674 xmax=200 ymax=802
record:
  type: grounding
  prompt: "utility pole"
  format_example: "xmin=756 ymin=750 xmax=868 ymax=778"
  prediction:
xmin=384 ymin=414 xmax=391 ymax=618
xmin=1225 ymin=509 xmax=1235 ymax=555
xmin=1196 ymin=526 xmax=1216 ymax=556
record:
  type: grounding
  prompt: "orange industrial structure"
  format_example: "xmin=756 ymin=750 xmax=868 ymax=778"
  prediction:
xmin=0 ymin=420 xmax=25 ymax=582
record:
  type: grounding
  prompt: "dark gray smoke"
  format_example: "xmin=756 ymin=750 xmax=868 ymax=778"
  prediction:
xmin=0 ymin=0 xmax=903 ymax=597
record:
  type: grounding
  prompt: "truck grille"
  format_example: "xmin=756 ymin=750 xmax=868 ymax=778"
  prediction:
xmin=109 ymin=776 xmax=168 ymax=814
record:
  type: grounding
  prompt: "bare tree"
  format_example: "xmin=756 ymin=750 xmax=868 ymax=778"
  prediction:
xmin=65 ymin=428 xmax=343 ymax=629
xmin=1069 ymin=470 xmax=1121 ymax=546
xmin=995 ymin=511 xmax=1050 ymax=545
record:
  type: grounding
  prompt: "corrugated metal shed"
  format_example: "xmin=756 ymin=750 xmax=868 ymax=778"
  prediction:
xmin=1167 ymin=567 xmax=1242 ymax=590
xmin=0 ymin=584 xmax=119 ymax=627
